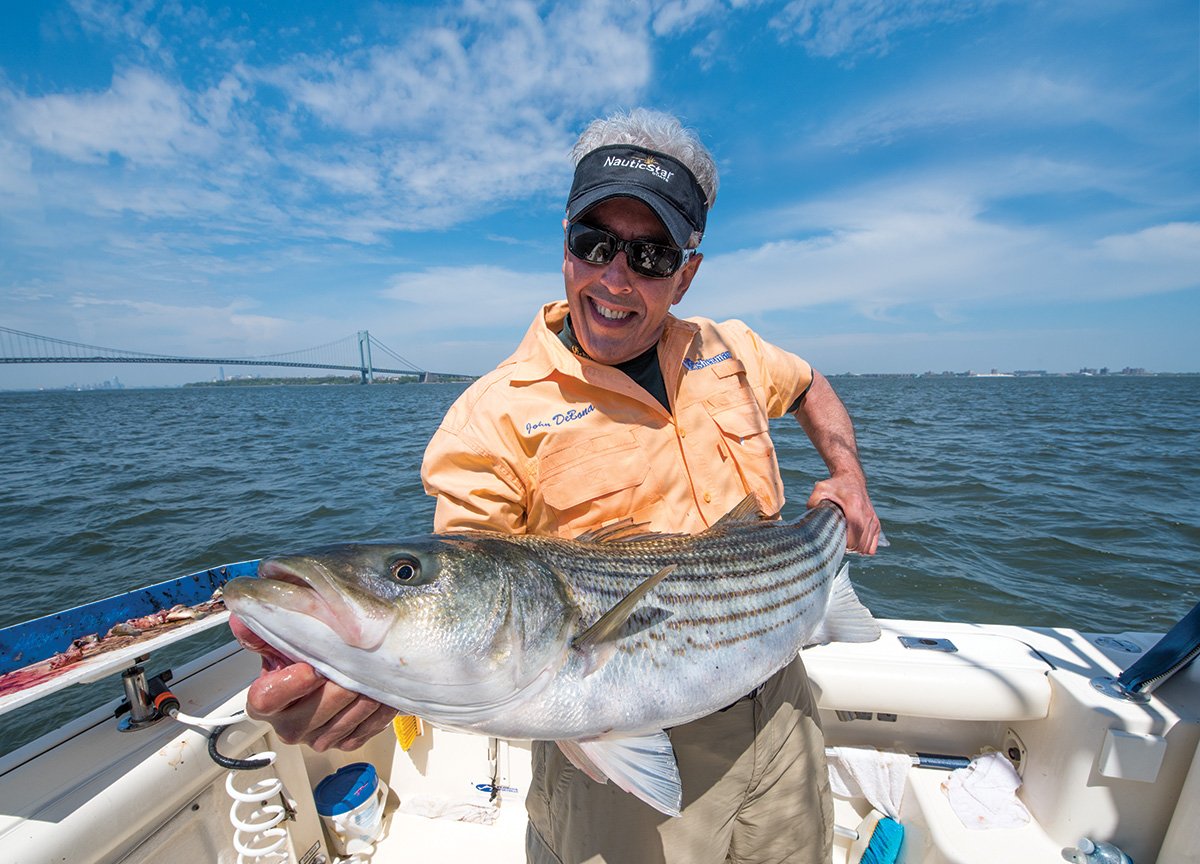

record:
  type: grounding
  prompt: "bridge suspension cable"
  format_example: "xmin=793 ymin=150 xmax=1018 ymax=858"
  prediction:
xmin=0 ymin=325 xmax=359 ymax=366
xmin=0 ymin=325 xmax=454 ymax=381
xmin=1 ymin=325 xmax=183 ymax=362
xmin=367 ymin=335 xmax=422 ymax=374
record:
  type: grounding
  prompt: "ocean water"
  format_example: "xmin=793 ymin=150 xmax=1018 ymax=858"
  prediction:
xmin=1 ymin=377 xmax=1198 ymax=755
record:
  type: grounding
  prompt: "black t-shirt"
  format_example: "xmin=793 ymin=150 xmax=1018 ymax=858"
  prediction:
xmin=559 ymin=314 xmax=671 ymax=412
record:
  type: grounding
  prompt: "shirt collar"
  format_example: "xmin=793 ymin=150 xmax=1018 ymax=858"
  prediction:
xmin=507 ymin=301 xmax=699 ymax=385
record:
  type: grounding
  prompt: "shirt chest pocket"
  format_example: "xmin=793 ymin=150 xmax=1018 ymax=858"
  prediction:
xmin=702 ymin=364 xmax=774 ymax=457
xmin=536 ymin=430 xmax=652 ymax=526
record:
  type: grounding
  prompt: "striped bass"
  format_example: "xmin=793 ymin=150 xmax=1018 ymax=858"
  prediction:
xmin=223 ymin=496 xmax=880 ymax=815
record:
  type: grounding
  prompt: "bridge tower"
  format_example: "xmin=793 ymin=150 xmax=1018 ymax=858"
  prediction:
xmin=357 ymin=331 xmax=374 ymax=383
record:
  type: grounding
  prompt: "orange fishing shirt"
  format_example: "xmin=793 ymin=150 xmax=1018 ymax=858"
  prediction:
xmin=421 ymin=301 xmax=812 ymax=537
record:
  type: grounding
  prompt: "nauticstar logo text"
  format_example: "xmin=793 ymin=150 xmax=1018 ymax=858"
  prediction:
xmin=604 ymin=155 xmax=674 ymax=183
xmin=682 ymin=351 xmax=732 ymax=371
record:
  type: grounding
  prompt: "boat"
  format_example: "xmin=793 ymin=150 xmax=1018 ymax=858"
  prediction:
xmin=0 ymin=560 xmax=1196 ymax=864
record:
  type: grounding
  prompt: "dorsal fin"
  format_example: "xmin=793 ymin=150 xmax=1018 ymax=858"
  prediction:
xmin=702 ymin=493 xmax=773 ymax=534
xmin=573 ymin=564 xmax=677 ymax=651
xmin=574 ymin=519 xmax=688 ymax=544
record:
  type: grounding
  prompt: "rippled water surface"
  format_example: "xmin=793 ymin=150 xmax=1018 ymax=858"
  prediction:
xmin=2 ymin=377 xmax=1198 ymax=754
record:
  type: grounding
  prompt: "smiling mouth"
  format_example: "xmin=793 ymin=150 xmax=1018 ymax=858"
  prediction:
xmin=591 ymin=298 xmax=633 ymax=321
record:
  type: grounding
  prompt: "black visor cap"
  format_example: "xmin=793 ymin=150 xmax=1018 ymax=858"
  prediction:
xmin=566 ymin=145 xmax=707 ymax=248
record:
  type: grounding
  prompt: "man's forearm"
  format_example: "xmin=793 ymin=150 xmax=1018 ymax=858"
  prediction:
xmin=794 ymin=370 xmax=865 ymax=481
xmin=793 ymin=370 xmax=881 ymax=553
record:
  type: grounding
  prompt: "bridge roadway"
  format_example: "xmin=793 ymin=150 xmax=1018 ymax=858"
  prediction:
xmin=0 ymin=327 xmax=472 ymax=383
xmin=0 ymin=355 xmax=412 ymax=375
xmin=0 ymin=356 xmax=472 ymax=383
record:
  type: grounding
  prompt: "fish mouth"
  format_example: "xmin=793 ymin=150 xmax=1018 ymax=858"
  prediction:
xmin=245 ymin=557 xmax=396 ymax=651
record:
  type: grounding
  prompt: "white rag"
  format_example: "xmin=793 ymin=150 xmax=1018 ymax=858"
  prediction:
xmin=397 ymin=794 xmax=500 ymax=825
xmin=826 ymin=746 xmax=911 ymax=820
xmin=941 ymin=751 xmax=1031 ymax=830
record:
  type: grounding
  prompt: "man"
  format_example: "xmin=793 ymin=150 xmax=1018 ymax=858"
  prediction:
xmin=233 ymin=108 xmax=880 ymax=863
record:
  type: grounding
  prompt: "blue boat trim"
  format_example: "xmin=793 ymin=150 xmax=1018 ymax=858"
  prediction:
xmin=0 ymin=560 xmax=260 ymax=677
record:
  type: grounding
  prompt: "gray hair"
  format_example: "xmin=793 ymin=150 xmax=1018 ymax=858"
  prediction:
xmin=571 ymin=108 xmax=720 ymax=223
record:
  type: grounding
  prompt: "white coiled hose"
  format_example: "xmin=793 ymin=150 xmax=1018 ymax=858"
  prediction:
xmin=225 ymin=757 xmax=290 ymax=864
xmin=170 ymin=708 xmax=293 ymax=863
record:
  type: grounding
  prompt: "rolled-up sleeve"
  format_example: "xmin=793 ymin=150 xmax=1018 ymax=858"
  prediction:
xmin=729 ymin=322 xmax=812 ymax=418
xmin=421 ymin=420 xmax=527 ymax=535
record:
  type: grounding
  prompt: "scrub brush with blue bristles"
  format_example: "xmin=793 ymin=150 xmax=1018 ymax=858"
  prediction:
xmin=836 ymin=810 xmax=904 ymax=864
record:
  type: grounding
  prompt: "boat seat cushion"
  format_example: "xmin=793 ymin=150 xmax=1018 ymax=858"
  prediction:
xmin=802 ymin=623 xmax=1053 ymax=722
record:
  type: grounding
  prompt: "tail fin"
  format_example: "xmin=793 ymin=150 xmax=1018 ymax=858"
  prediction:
xmin=808 ymin=564 xmax=881 ymax=645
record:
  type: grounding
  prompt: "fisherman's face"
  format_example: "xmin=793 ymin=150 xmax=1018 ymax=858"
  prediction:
xmin=562 ymin=197 xmax=702 ymax=366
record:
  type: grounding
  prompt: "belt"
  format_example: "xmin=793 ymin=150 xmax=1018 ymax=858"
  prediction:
xmin=718 ymin=682 xmax=764 ymax=712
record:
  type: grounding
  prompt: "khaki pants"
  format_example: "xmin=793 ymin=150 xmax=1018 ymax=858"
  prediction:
xmin=525 ymin=657 xmax=832 ymax=864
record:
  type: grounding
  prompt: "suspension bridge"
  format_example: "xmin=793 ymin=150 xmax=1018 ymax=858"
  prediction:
xmin=0 ymin=326 xmax=471 ymax=384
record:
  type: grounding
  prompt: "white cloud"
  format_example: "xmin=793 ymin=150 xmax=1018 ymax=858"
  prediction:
xmin=1 ymin=0 xmax=658 ymax=257
xmin=1093 ymin=222 xmax=1200 ymax=265
xmin=380 ymin=265 xmax=561 ymax=331
xmin=282 ymin=151 xmax=383 ymax=198
xmin=816 ymin=68 xmax=1122 ymax=151
xmin=651 ymin=0 xmax=725 ymax=35
xmin=775 ymin=324 xmax=1110 ymax=375
xmin=769 ymin=0 xmax=996 ymax=59
xmin=276 ymin=2 xmax=652 ymax=134
xmin=68 ymin=0 xmax=169 ymax=60
xmin=264 ymin=0 xmax=653 ymax=220
xmin=692 ymin=174 xmax=1199 ymax=322
xmin=0 ymin=137 xmax=36 ymax=200
xmin=59 ymin=294 xmax=295 ymax=356
xmin=8 ymin=69 xmax=217 ymax=166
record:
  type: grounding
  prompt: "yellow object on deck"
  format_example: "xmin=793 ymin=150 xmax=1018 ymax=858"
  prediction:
xmin=393 ymin=715 xmax=423 ymax=751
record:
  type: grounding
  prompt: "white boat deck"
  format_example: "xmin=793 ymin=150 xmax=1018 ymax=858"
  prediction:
xmin=1 ymin=617 xmax=1196 ymax=864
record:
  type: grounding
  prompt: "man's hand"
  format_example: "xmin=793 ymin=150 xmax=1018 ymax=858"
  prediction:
xmin=230 ymin=616 xmax=397 ymax=752
xmin=807 ymin=474 xmax=881 ymax=555
xmin=794 ymin=371 xmax=881 ymax=554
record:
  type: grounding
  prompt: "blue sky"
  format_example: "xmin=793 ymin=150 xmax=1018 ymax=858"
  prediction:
xmin=1 ymin=0 xmax=1197 ymax=388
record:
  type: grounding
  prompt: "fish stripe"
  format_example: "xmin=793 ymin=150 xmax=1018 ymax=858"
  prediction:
xmin=514 ymin=506 xmax=847 ymax=657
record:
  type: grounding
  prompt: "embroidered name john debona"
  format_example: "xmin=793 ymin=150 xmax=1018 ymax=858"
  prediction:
xmin=525 ymin=404 xmax=595 ymax=435
xmin=682 ymin=351 xmax=732 ymax=371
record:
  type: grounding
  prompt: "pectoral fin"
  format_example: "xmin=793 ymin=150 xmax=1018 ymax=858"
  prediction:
xmin=573 ymin=564 xmax=677 ymax=652
xmin=564 ymin=731 xmax=683 ymax=817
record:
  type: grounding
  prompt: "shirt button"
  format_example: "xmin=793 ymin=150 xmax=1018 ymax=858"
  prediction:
xmin=703 ymin=492 xmax=712 ymax=503
xmin=679 ymin=427 xmax=686 ymax=438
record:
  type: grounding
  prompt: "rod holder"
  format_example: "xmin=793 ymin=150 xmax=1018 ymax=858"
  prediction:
xmin=116 ymin=663 xmax=175 ymax=732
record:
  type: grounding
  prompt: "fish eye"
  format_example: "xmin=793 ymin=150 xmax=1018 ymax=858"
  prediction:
xmin=390 ymin=558 xmax=420 ymax=582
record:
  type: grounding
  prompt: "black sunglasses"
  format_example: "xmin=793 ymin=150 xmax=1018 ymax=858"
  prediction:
xmin=566 ymin=222 xmax=691 ymax=279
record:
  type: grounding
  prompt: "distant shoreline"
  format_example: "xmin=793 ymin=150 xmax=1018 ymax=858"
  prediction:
xmin=2 ymin=370 xmax=1197 ymax=394
xmin=828 ymin=370 xmax=1199 ymax=379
